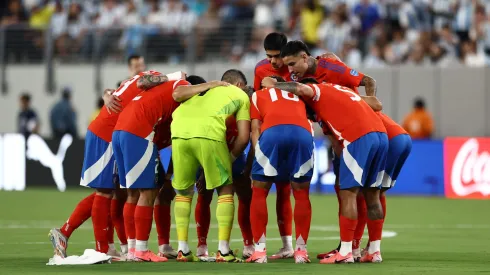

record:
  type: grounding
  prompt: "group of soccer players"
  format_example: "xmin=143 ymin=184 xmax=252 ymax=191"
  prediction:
xmin=48 ymin=32 xmax=412 ymax=264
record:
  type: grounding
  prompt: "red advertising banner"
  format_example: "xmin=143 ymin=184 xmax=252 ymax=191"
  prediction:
xmin=444 ymin=137 xmax=490 ymax=199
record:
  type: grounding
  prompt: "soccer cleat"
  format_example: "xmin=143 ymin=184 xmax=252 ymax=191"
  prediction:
xmin=215 ymin=250 xmax=243 ymax=263
xmin=242 ymin=245 xmax=254 ymax=259
xmin=316 ymin=248 xmax=338 ymax=259
xmin=294 ymin=250 xmax=311 ymax=264
xmin=360 ymin=251 xmax=382 ymax=263
xmin=319 ymin=251 xmax=354 ymax=264
xmin=352 ymin=248 xmax=361 ymax=262
xmin=246 ymin=251 xmax=267 ymax=263
xmin=107 ymin=248 xmax=127 ymax=262
xmin=196 ymin=244 xmax=209 ymax=257
xmin=126 ymin=248 xmax=141 ymax=262
xmin=269 ymin=247 xmax=294 ymax=259
xmin=176 ymin=250 xmax=200 ymax=262
xmin=158 ymin=245 xmax=178 ymax=259
xmin=134 ymin=250 xmax=168 ymax=262
xmin=48 ymin=228 xmax=68 ymax=258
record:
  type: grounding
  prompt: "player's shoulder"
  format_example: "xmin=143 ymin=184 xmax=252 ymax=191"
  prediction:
xmin=255 ymin=59 xmax=272 ymax=73
xmin=317 ymin=57 xmax=349 ymax=74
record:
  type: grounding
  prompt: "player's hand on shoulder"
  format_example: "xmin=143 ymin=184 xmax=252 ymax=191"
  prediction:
xmin=102 ymin=89 xmax=122 ymax=114
xmin=261 ymin=77 xmax=277 ymax=88
xmin=208 ymin=80 xmax=231 ymax=88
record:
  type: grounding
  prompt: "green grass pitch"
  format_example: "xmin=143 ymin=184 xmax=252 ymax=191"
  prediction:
xmin=0 ymin=189 xmax=489 ymax=274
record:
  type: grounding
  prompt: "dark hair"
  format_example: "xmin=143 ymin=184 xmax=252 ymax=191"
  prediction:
xmin=20 ymin=92 xmax=31 ymax=102
xmin=260 ymin=76 xmax=285 ymax=89
xmin=264 ymin=32 xmax=288 ymax=51
xmin=127 ymin=54 xmax=142 ymax=65
xmin=186 ymin=75 xmax=207 ymax=85
xmin=299 ymin=78 xmax=319 ymax=84
xmin=221 ymin=69 xmax=247 ymax=85
xmin=97 ymin=98 xmax=104 ymax=109
xmin=280 ymin=40 xmax=311 ymax=58
xmin=414 ymin=97 xmax=425 ymax=109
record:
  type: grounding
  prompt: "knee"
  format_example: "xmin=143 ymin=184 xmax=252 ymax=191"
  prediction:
xmin=217 ymin=184 xmax=234 ymax=196
xmin=176 ymin=186 xmax=195 ymax=198
xmin=96 ymin=189 xmax=113 ymax=198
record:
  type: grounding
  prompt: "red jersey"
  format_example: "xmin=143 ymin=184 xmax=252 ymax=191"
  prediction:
xmin=254 ymin=59 xmax=290 ymax=91
xmin=88 ymin=70 xmax=161 ymax=142
xmin=300 ymin=57 xmax=364 ymax=93
xmin=114 ymin=80 xmax=190 ymax=139
xmin=306 ymin=83 xmax=385 ymax=143
xmin=250 ymin=87 xmax=312 ymax=134
xmin=225 ymin=116 xmax=238 ymax=150
xmin=377 ymin=112 xmax=407 ymax=140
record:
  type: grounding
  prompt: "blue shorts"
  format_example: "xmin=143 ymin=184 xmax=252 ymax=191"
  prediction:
xmin=232 ymin=152 xmax=247 ymax=176
xmin=80 ymin=130 xmax=116 ymax=189
xmin=381 ymin=134 xmax=412 ymax=188
xmin=332 ymin=148 xmax=340 ymax=177
xmin=339 ymin=132 xmax=388 ymax=189
xmin=112 ymin=131 xmax=159 ymax=189
xmin=252 ymin=125 xmax=314 ymax=183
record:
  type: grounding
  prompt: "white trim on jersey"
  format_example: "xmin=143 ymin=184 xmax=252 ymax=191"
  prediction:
xmin=342 ymin=146 xmax=363 ymax=186
xmin=125 ymin=140 xmax=154 ymax=188
xmin=312 ymin=84 xmax=321 ymax=102
xmin=254 ymin=142 xmax=278 ymax=177
xmin=251 ymin=92 xmax=260 ymax=116
xmin=80 ymin=143 xmax=113 ymax=186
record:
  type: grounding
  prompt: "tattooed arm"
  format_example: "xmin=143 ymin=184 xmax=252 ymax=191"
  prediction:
xmin=172 ymin=80 xmax=229 ymax=102
xmin=262 ymin=77 xmax=315 ymax=99
xmin=136 ymin=74 xmax=169 ymax=90
xmin=360 ymin=75 xmax=377 ymax=96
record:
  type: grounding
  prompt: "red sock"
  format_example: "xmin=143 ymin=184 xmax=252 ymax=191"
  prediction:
xmin=123 ymin=202 xmax=136 ymax=241
xmin=275 ymin=183 xmax=292 ymax=237
xmin=134 ymin=205 xmax=153 ymax=242
xmin=238 ymin=195 xmax=253 ymax=246
xmin=292 ymin=188 xmax=311 ymax=246
xmin=367 ymin=219 xmax=384 ymax=243
xmin=91 ymin=194 xmax=111 ymax=253
xmin=251 ymin=186 xmax=269 ymax=243
xmin=61 ymin=193 xmax=95 ymax=238
xmin=339 ymin=215 xmax=357 ymax=242
xmin=108 ymin=216 xmax=114 ymax=244
xmin=334 ymin=184 xmax=341 ymax=217
xmin=111 ymin=199 xmax=127 ymax=245
xmin=353 ymin=195 xmax=367 ymax=249
xmin=154 ymin=203 xmax=171 ymax=246
xmin=195 ymin=193 xmax=212 ymax=246
xmin=380 ymin=195 xmax=387 ymax=219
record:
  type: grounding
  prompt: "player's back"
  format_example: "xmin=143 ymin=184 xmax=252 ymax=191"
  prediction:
xmin=88 ymin=70 xmax=161 ymax=142
xmin=308 ymin=83 xmax=385 ymax=142
xmin=115 ymin=80 xmax=184 ymax=138
xmin=251 ymin=88 xmax=312 ymax=133
xmin=171 ymin=85 xmax=250 ymax=142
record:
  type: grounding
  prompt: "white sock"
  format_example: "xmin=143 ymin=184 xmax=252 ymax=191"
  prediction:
xmin=368 ymin=240 xmax=381 ymax=254
xmin=159 ymin=244 xmax=172 ymax=252
xmin=339 ymin=241 xmax=352 ymax=257
xmin=295 ymin=235 xmax=307 ymax=251
xmin=128 ymin=239 xmax=136 ymax=250
xmin=135 ymin=240 xmax=148 ymax=252
xmin=219 ymin=240 xmax=230 ymax=254
xmin=120 ymin=244 xmax=128 ymax=254
xmin=108 ymin=243 xmax=115 ymax=251
xmin=255 ymin=234 xmax=266 ymax=252
xmin=282 ymin=235 xmax=293 ymax=249
xmin=178 ymin=241 xmax=190 ymax=254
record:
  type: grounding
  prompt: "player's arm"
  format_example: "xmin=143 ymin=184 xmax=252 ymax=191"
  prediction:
xmin=250 ymin=119 xmax=261 ymax=152
xmin=172 ymin=80 xmax=230 ymax=102
xmin=361 ymin=95 xmax=383 ymax=111
xmin=230 ymin=94 xmax=251 ymax=160
xmin=136 ymin=71 xmax=186 ymax=90
xmin=102 ymin=88 xmax=122 ymax=114
xmin=262 ymin=77 xmax=315 ymax=99
xmin=359 ymin=75 xmax=377 ymax=96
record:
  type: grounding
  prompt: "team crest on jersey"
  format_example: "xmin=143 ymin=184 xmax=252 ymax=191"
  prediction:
xmin=291 ymin=73 xmax=299 ymax=82
xmin=350 ymin=69 xmax=359 ymax=76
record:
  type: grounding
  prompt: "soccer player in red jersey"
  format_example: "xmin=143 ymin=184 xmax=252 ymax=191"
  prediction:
xmin=253 ymin=32 xmax=296 ymax=259
xmin=192 ymin=72 xmax=255 ymax=260
xmin=48 ymin=68 xmax=183 ymax=259
xmin=245 ymin=77 xmax=314 ymax=264
xmin=112 ymin=77 xmax=229 ymax=262
xmin=262 ymin=77 xmax=388 ymax=264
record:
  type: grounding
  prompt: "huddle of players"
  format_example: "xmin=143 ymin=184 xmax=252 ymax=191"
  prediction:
xmin=48 ymin=32 xmax=412 ymax=264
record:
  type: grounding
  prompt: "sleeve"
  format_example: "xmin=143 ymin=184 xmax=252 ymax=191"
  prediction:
xmin=235 ymin=92 xmax=251 ymax=121
xmin=249 ymin=92 xmax=261 ymax=121
xmin=323 ymin=58 xmax=364 ymax=89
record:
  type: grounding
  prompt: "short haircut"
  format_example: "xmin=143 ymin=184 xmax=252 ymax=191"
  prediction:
xmin=280 ymin=40 xmax=311 ymax=58
xmin=127 ymin=54 xmax=142 ymax=65
xmin=414 ymin=97 xmax=426 ymax=109
xmin=221 ymin=69 xmax=247 ymax=85
xmin=20 ymin=92 xmax=31 ymax=102
xmin=299 ymin=78 xmax=319 ymax=84
xmin=264 ymin=32 xmax=288 ymax=51
xmin=186 ymin=75 xmax=206 ymax=85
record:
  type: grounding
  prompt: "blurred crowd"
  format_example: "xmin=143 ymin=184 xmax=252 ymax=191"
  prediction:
xmin=2 ymin=0 xmax=490 ymax=67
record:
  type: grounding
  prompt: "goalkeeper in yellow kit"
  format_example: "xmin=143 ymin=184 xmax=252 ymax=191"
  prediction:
xmin=170 ymin=70 xmax=251 ymax=262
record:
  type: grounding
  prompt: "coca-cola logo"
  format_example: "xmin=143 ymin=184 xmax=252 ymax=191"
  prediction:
xmin=446 ymin=138 xmax=490 ymax=198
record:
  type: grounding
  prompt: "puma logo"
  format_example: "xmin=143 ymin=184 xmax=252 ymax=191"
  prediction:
xmin=26 ymin=134 xmax=73 ymax=192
